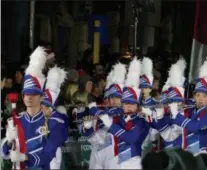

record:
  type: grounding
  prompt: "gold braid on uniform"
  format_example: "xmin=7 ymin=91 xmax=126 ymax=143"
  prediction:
xmin=43 ymin=115 xmax=49 ymax=138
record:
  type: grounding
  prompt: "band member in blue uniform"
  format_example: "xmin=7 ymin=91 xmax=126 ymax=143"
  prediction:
xmin=97 ymin=58 xmax=150 ymax=169
xmin=151 ymin=58 xmax=187 ymax=149
xmin=1 ymin=47 xmax=68 ymax=170
xmin=139 ymin=57 xmax=160 ymax=154
xmin=140 ymin=57 xmax=158 ymax=108
xmin=172 ymin=59 xmax=207 ymax=154
xmin=41 ymin=65 xmax=69 ymax=169
xmin=82 ymin=62 xmax=126 ymax=169
xmin=151 ymin=58 xmax=204 ymax=155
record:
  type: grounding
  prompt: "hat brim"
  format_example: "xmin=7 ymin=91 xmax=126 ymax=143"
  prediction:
xmin=121 ymin=98 xmax=139 ymax=104
xmin=139 ymin=84 xmax=153 ymax=89
xmin=160 ymin=99 xmax=169 ymax=104
xmin=41 ymin=100 xmax=53 ymax=108
xmin=22 ymin=88 xmax=43 ymax=95
xmin=109 ymin=93 xmax=122 ymax=99
xmin=168 ymin=98 xmax=184 ymax=103
xmin=193 ymin=88 xmax=207 ymax=94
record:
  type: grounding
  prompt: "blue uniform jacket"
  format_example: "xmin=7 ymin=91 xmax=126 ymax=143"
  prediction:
xmin=1 ymin=111 xmax=69 ymax=170
xmin=81 ymin=107 xmax=123 ymax=151
xmin=173 ymin=106 xmax=207 ymax=153
xmin=107 ymin=113 xmax=150 ymax=164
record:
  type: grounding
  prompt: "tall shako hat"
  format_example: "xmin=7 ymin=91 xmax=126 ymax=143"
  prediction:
xmin=168 ymin=58 xmax=187 ymax=103
xmin=140 ymin=57 xmax=154 ymax=89
xmin=121 ymin=57 xmax=142 ymax=104
xmin=104 ymin=67 xmax=114 ymax=99
xmin=108 ymin=62 xmax=127 ymax=98
xmin=194 ymin=58 xmax=207 ymax=94
xmin=42 ymin=66 xmax=67 ymax=107
xmin=22 ymin=46 xmax=47 ymax=95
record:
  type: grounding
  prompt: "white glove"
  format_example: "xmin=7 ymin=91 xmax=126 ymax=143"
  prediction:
xmin=10 ymin=150 xmax=26 ymax=162
xmin=125 ymin=115 xmax=131 ymax=122
xmin=6 ymin=119 xmax=17 ymax=143
xmin=56 ymin=105 xmax=67 ymax=115
xmin=99 ymin=114 xmax=112 ymax=128
xmin=88 ymin=102 xmax=97 ymax=109
xmin=6 ymin=127 xmax=17 ymax=143
xmin=169 ymin=103 xmax=179 ymax=118
xmin=154 ymin=107 xmax=165 ymax=119
xmin=83 ymin=116 xmax=93 ymax=129
xmin=142 ymin=107 xmax=152 ymax=117
xmin=72 ymin=108 xmax=78 ymax=115
xmin=77 ymin=107 xmax=85 ymax=113
xmin=7 ymin=118 xmax=14 ymax=129
xmin=83 ymin=121 xmax=93 ymax=129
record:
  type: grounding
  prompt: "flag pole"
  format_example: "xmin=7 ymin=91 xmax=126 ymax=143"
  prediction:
xmin=187 ymin=0 xmax=200 ymax=99
xmin=132 ymin=1 xmax=140 ymax=56
xmin=29 ymin=0 xmax=35 ymax=50
xmin=93 ymin=20 xmax=101 ymax=64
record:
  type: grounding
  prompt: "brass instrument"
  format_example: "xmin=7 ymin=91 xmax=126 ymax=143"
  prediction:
xmin=65 ymin=103 xmax=120 ymax=109
xmin=72 ymin=104 xmax=196 ymax=124
xmin=142 ymin=104 xmax=196 ymax=110
xmin=73 ymin=112 xmax=123 ymax=124
xmin=178 ymin=104 xmax=196 ymax=110
xmin=66 ymin=103 xmax=196 ymax=110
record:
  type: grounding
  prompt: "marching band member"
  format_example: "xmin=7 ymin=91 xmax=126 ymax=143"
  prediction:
xmin=139 ymin=57 xmax=160 ymax=154
xmin=79 ymin=69 xmax=114 ymax=169
xmin=79 ymin=81 xmax=112 ymax=168
xmin=140 ymin=57 xmax=158 ymax=107
xmin=1 ymin=47 xmax=68 ymax=170
xmin=152 ymin=77 xmax=173 ymax=149
xmin=41 ymin=66 xmax=69 ymax=169
xmin=151 ymin=58 xmax=199 ymax=153
xmin=172 ymin=59 xmax=207 ymax=154
xmin=82 ymin=62 xmax=127 ymax=169
xmin=98 ymin=57 xmax=150 ymax=169
xmin=98 ymin=62 xmax=126 ymax=169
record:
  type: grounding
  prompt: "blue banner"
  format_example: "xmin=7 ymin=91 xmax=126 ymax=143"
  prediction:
xmin=88 ymin=15 xmax=109 ymax=45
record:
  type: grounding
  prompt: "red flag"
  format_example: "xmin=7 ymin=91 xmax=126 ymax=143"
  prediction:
xmin=188 ymin=0 xmax=207 ymax=83
xmin=7 ymin=93 xmax=26 ymax=170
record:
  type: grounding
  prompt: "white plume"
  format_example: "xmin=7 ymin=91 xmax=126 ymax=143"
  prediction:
xmin=176 ymin=57 xmax=186 ymax=75
xmin=162 ymin=78 xmax=170 ymax=92
xmin=141 ymin=57 xmax=153 ymax=76
xmin=199 ymin=59 xmax=207 ymax=78
xmin=125 ymin=58 xmax=141 ymax=87
xmin=168 ymin=64 xmax=184 ymax=87
xmin=25 ymin=46 xmax=47 ymax=77
xmin=59 ymin=68 xmax=68 ymax=86
xmin=111 ymin=62 xmax=126 ymax=85
xmin=105 ymin=68 xmax=114 ymax=89
xmin=46 ymin=66 xmax=67 ymax=92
